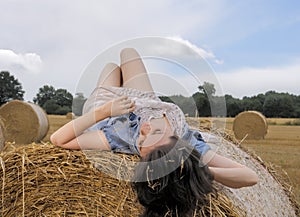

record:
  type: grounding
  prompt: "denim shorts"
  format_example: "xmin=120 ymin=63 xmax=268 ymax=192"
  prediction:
xmin=87 ymin=112 xmax=141 ymax=155
xmin=181 ymin=127 xmax=211 ymax=156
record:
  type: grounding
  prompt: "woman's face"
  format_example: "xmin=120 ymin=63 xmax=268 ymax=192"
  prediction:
xmin=138 ymin=118 xmax=173 ymax=157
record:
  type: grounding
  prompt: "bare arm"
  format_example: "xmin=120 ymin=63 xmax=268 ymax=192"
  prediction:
xmin=50 ymin=96 xmax=135 ymax=148
xmin=203 ymin=150 xmax=258 ymax=188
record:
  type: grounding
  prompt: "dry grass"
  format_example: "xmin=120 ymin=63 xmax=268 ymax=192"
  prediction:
xmin=0 ymin=115 xmax=300 ymax=216
xmin=0 ymin=114 xmax=297 ymax=216
xmin=0 ymin=143 xmax=142 ymax=216
xmin=44 ymin=115 xmax=300 ymax=207
xmin=1 ymin=117 xmax=244 ymax=216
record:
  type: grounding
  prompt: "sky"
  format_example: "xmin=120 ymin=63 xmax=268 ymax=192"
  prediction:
xmin=0 ymin=0 xmax=300 ymax=101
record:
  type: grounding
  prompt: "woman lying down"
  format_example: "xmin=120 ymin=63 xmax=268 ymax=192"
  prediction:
xmin=51 ymin=48 xmax=258 ymax=217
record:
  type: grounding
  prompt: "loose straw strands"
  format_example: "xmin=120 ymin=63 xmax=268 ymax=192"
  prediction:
xmin=0 ymin=143 xmax=243 ymax=216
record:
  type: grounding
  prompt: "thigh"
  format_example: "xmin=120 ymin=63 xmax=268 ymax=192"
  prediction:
xmin=96 ymin=63 xmax=122 ymax=87
xmin=120 ymin=48 xmax=154 ymax=92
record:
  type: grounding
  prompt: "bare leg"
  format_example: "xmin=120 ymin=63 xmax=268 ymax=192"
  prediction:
xmin=120 ymin=48 xmax=154 ymax=92
xmin=82 ymin=63 xmax=121 ymax=114
xmin=96 ymin=63 xmax=122 ymax=87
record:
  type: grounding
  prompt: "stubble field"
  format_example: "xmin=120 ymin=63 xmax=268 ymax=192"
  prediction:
xmin=44 ymin=115 xmax=300 ymax=206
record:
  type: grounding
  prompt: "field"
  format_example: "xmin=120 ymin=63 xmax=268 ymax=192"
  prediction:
xmin=43 ymin=115 xmax=300 ymax=206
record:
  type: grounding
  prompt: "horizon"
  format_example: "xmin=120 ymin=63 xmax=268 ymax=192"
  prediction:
xmin=1 ymin=1 xmax=299 ymax=101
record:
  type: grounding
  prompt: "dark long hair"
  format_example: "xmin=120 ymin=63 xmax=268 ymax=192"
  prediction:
xmin=132 ymin=136 xmax=215 ymax=217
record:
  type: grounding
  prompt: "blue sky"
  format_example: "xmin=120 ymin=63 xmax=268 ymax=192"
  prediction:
xmin=205 ymin=1 xmax=300 ymax=70
xmin=0 ymin=0 xmax=299 ymax=100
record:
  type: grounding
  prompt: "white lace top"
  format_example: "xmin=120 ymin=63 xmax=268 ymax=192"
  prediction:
xmin=83 ymin=86 xmax=187 ymax=137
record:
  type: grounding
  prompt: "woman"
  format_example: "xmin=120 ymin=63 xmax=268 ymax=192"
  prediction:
xmin=50 ymin=48 xmax=258 ymax=189
xmin=132 ymin=136 xmax=215 ymax=217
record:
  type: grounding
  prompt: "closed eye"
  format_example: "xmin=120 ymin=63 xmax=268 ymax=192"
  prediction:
xmin=151 ymin=129 xmax=163 ymax=134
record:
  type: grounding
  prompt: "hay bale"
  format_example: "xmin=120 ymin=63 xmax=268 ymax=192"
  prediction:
xmin=201 ymin=132 xmax=298 ymax=217
xmin=0 ymin=118 xmax=5 ymax=152
xmin=233 ymin=111 xmax=268 ymax=140
xmin=0 ymin=100 xmax=49 ymax=144
xmin=0 ymin=143 xmax=244 ymax=217
xmin=66 ymin=112 xmax=75 ymax=119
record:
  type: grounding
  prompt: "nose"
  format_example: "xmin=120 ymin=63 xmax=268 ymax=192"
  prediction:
xmin=141 ymin=122 xmax=151 ymax=135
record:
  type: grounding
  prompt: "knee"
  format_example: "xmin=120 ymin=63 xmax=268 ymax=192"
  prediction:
xmin=120 ymin=48 xmax=140 ymax=62
xmin=103 ymin=62 xmax=119 ymax=71
xmin=99 ymin=62 xmax=120 ymax=77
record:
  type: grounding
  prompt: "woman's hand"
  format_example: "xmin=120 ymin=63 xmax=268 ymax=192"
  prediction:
xmin=101 ymin=96 xmax=135 ymax=117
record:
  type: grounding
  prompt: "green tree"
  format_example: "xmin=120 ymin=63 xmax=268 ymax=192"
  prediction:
xmin=263 ymin=93 xmax=294 ymax=117
xmin=192 ymin=92 xmax=210 ymax=117
xmin=33 ymin=85 xmax=56 ymax=108
xmin=198 ymin=82 xmax=216 ymax=96
xmin=0 ymin=71 xmax=24 ymax=106
xmin=53 ymin=88 xmax=73 ymax=107
xmin=241 ymin=94 xmax=264 ymax=112
xmin=56 ymin=106 xmax=72 ymax=115
xmin=192 ymin=82 xmax=217 ymax=117
xmin=34 ymin=85 xmax=73 ymax=115
xmin=169 ymin=95 xmax=197 ymax=117
xmin=159 ymin=95 xmax=197 ymax=116
xmin=225 ymin=95 xmax=242 ymax=117
xmin=294 ymin=95 xmax=300 ymax=117
xmin=43 ymin=99 xmax=60 ymax=114
xmin=159 ymin=96 xmax=173 ymax=103
xmin=72 ymin=93 xmax=87 ymax=116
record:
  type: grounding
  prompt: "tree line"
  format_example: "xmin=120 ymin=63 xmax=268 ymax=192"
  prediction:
xmin=160 ymin=82 xmax=300 ymax=118
xmin=0 ymin=71 xmax=85 ymax=115
xmin=1 ymin=71 xmax=300 ymax=118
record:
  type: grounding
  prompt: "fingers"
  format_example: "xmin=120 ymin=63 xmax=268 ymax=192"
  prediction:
xmin=117 ymin=95 xmax=129 ymax=101
xmin=119 ymin=96 xmax=135 ymax=108
xmin=116 ymin=96 xmax=133 ymax=105
xmin=128 ymin=100 xmax=135 ymax=109
xmin=111 ymin=95 xmax=135 ymax=115
xmin=125 ymin=97 xmax=135 ymax=113
xmin=126 ymin=101 xmax=136 ymax=112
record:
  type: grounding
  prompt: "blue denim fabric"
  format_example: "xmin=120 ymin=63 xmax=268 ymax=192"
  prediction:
xmin=181 ymin=125 xmax=211 ymax=155
xmin=87 ymin=112 xmax=141 ymax=155
xmin=87 ymin=112 xmax=210 ymax=156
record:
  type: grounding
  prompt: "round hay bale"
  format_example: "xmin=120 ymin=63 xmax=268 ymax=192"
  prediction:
xmin=233 ymin=111 xmax=268 ymax=140
xmin=66 ymin=112 xmax=75 ymax=119
xmin=0 ymin=118 xmax=5 ymax=152
xmin=0 ymin=143 xmax=245 ymax=216
xmin=0 ymin=100 xmax=49 ymax=144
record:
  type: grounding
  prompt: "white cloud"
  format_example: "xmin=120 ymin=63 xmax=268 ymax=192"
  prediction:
xmin=141 ymin=36 xmax=224 ymax=64
xmin=166 ymin=36 xmax=224 ymax=64
xmin=217 ymin=62 xmax=300 ymax=98
xmin=168 ymin=36 xmax=215 ymax=58
xmin=0 ymin=49 xmax=42 ymax=74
